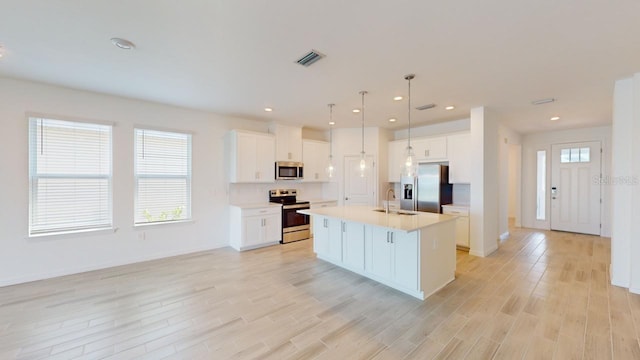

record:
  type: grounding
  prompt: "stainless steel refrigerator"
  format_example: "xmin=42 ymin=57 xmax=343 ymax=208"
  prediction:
xmin=400 ymin=164 xmax=453 ymax=213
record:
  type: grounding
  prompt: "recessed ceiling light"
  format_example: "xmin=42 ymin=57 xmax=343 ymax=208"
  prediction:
xmin=532 ymin=98 xmax=556 ymax=105
xmin=445 ymin=105 xmax=455 ymax=110
xmin=110 ymin=38 xmax=135 ymax=50
xmin=352 ymin=109 xmax=360 ymax=113
xmin=388 ymin=118 xmax=397 ymax=122
xmin=393 ymin=96 xmax=403 ymax=101
xmin=550 ymin=116 xmax=560 ymax=121
xmin=264 ymin=107 xmax=273 ymax=112
xmin=329 ymin=121 xmax=335 ymax=125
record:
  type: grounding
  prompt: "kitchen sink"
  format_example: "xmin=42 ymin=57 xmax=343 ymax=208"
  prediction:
xmin=372 ymin=208 xmax=418 ymax=216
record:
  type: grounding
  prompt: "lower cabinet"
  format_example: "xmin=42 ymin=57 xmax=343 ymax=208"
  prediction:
xmin=367 ymin=226 xmax=418 ymax=291
xmin=313 ymin=215 xmax=342 ymax=263
xmin=442 ymin=205 xmax=470 ymax=248
xmin=342 ymin=222 xmax=365 ymax=271
xmin=230 ymin=205 xmax=281 ymax=251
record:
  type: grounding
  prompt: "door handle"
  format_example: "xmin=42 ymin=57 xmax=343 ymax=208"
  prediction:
xmin=390 ymin=233 xmax=394 ymax=244
xmin=386 ymin=232 xmax=390 ymax=243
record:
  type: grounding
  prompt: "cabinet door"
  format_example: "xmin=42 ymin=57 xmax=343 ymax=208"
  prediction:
xmin=263 ymin=213 xmax=281 ymax=244
xmin=342 ymin=222 xmax=365 ymax=271
xmin=302 ymin=140 xmax=330 ymax=182
xmin=413 ymin=137 xmax=447 ymax=161
xmin=455 ymin=217 xmax=470 ymax=247
xmin=392 ymin=231 xmax=419 ymax=290
xmin=388 ymin=140 xmax=405 ymax=183
xmin=447 ymin=133 xmax=471 ymax=184
xmin=255 ymin=135 xmax=275 ymax=182
xmin=368 ymin=227 xmax=392 ymax=279
xmin=242 ymin=215 xmax=264 ymax=247
xmin=236 ymin=132 xmax=258 ymax=182
xmin=288 ymin=127 xmax=303 ymax=161
xmin=313 ymin=216 xmax=330 ymax=255
xmin=327 ymin=218 xmax=343 ymax=262
xmin=425 ymin=137 xmax=447 ymax=160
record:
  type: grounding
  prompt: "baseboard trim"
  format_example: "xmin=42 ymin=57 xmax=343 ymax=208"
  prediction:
xmin=499 ymin=232 xmax=510 ymax=241
xmin=469 ymin=243 xmax=499 ymax=258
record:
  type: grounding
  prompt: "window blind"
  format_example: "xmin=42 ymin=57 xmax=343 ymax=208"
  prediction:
xmin=134 ymin=129 xmax=191 ymax=224
xmin=29 ymin=117 xmax=113 ymax=235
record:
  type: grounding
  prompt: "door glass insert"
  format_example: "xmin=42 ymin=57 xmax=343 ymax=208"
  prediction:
xmin=560 ymin=147 xmax=591 ymax=163
xmin=536 ymin=150 xmax=546 ymax=221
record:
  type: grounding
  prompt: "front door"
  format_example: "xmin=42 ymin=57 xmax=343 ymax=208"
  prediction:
xmin=550 ymin=141 xmax=601 ymax=235
xmin=344 ymin=155 xmax=375 ymax=206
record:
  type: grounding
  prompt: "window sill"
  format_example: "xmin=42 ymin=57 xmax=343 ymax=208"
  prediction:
xmin=134 ymin=219 xmax=194 ymax=229
xmin=28 ymin=227 xmax=117 ymax=240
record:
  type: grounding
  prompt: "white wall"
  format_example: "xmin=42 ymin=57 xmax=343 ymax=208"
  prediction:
xmin=610 ymin=75 xmax=640 ymax=292
xmin=520 ymin=126 xmax=612 ymax=237
xmin=498 ymin=126 xmax=522 ymax=238
xmin=508 ymin=144 xmax=522 ymax=226
xmin=0 ymin=77 xmax=275 ymax=286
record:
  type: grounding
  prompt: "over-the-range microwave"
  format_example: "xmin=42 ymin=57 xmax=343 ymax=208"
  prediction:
xmin=275 ymin=161 xmax=304 ymax=180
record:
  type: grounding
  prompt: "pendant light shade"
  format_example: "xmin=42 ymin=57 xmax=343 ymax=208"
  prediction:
xmin=326 ymin=104 xmax=335 ymax=178
xmin=359 ymin=91 xmax=368 ymax=177
xmin=403 ymin=74 xmax=417 ymax=177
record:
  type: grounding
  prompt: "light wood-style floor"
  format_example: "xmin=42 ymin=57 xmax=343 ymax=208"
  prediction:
xmin=1 ymin=226 xmax=639 ymax=359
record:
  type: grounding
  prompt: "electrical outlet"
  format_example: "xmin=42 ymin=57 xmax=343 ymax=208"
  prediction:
xmin=433 ymin=238 xmax=437 ymax=250
xmin=138 ymin=232 xmax=146 ymax=240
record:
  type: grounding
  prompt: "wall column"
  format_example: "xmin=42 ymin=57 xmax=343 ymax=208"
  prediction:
xmin=469 ymin=107 xmax=500 ymax=257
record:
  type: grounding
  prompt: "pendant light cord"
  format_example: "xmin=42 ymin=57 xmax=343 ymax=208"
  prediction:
xmin=408 ymin=78 xmax=411 ymax=149
xmin=328 ymin=104 xmax=334 ymax=158
xmin=360 ymin=91 xmax=367 ymax=156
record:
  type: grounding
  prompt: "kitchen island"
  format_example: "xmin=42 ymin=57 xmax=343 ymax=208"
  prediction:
xmin=298 ymin=206 xmax=457 ymax=300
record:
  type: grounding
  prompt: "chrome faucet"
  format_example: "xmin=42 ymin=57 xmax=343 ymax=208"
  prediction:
xmin=386 ymin=188 xmax=396 ymax=214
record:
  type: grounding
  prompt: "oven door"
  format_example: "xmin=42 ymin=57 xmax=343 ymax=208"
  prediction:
xmin=281 ymin=203 xmax=310 ymax=243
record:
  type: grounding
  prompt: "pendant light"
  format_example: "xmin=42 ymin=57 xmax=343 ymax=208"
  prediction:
xmin=359 ymin=90 xmax=368 ymax=177
xmin=403 ymin=74 xmax=417 ymax=177
xmin=326 ymin=103 xmax=335 ymax=178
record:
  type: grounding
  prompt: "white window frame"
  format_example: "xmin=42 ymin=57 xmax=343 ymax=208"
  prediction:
xmin=134 ymin=128 xmax=192 ymax=226
xmin=28 ymin=116 xmax=113 ymax=236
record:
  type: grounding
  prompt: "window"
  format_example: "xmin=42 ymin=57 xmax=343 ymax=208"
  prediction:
xmin=536 ymin=150 xmax=546 ymax=221
xmin=29 ymin=117 xmax=112 ymax=235
xmin=134 ymin=129 xmax=191 ymax=224
xmin=560 ymin=147 xmax=590 ymax=163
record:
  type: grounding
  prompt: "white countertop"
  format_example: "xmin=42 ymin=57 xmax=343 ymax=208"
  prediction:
xmin=300 ymin=198 xmax=339 ymax=204
xmin=229 ymin=203 xmax=282 ymax=209
xmin=299 ymin=206 xmax=455 ymax=232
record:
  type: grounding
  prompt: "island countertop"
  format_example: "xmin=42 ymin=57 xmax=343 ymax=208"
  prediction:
xmin=299 ymin=206 xmax=455 ymax=232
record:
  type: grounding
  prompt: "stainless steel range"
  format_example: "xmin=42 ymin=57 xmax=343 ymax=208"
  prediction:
xmin=269 ymin=189 xmax=310 ymax=243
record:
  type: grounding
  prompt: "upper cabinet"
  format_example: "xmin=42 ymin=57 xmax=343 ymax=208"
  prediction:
xmin=412 ymin=136 xmax=447 ymax=161
xmin=227 ymin=130 xmax=275 ymax=183
xmin=388 ymin=140 xmax=406 ymax=183
xmin=269 ymin=123 xmax=302 ymax=162
xmin=302 ymin=139 xmax=330 ymax=182
xmin=447 ymin=132 xmax=471 ymax=184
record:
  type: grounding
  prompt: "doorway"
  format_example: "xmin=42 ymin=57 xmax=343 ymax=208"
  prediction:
xmin=343 ymin=155 xmax=376 ymax=206
xmin=550 ymin=141 xmax=601 ymax=235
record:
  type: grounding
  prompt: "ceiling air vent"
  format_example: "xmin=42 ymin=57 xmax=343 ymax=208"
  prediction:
xmin=296 ymin=50 xmax=325 ymax=67
xmin=416 ymin=103 xmax=437 ymax=110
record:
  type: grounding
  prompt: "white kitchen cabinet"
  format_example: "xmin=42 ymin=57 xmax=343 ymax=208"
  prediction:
xmin=302 ymin=139 xmax=330 ymax=182
xmin=309 ymin=200 xmax=338 ymax=235
xmin=442 ymin=205 xmax=470 ymax=248
xmin=387 ymin=140 xmax=406 ymax=183
xmin=367 ymin=226 xmax=419 ymax=291
xmin=341 ymin=222 xmax=365 ymax=271
xmin=447 ymin=132 xmax=471 ymax=184
xmin=412 ymin=136 xmax=447 ymax=161
xmin=229 ymin=205 xmax=281 ymax=251
xmin=313 ymin=215 xmax=342 ymax=263
xmin=227 ymin=130 xmax=275 ymax=183
xmin=269 ymin=123 xmax=302 ymax=162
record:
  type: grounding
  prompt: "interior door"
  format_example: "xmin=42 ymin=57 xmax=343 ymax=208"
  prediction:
xmin=344 ymin=155 xmax=375 ymax=206
xmin=550 ymin=141 xmax=601 ymax=235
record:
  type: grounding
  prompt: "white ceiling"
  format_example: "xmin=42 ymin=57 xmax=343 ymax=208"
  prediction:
xmin=1 ymin=0 xmax=640 ymax=133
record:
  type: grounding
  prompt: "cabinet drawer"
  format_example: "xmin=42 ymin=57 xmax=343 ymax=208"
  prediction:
xmin=442 ymin=207 xmax=469 ymax=217
xmin=242 ymin=207 xmax=281 ymax=217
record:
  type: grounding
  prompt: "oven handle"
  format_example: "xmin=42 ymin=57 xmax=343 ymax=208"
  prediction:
xmin=283 ymin=204 xmax=310 ymax=210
